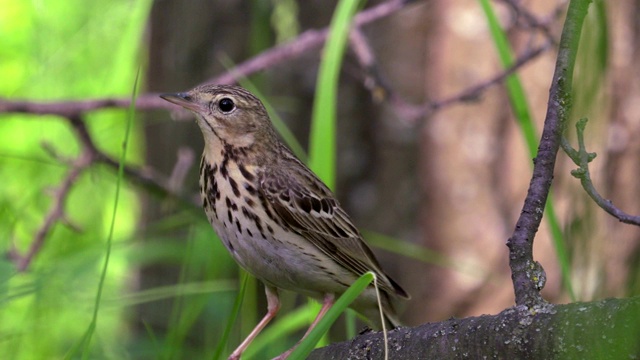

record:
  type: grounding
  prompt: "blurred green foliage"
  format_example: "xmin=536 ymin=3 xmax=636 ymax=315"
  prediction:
xmin=0 ymin=0 xmax=151 ymax=358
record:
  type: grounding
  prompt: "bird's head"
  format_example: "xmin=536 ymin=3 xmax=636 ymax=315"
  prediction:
xmin=161 ymin=84 xmax=274 ymax=148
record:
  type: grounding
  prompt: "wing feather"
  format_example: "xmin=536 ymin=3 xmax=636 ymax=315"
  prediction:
xmin=259 ymin=166 xmax=408 ymax=298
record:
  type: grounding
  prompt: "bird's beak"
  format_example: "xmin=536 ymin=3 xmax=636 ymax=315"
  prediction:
xmin=160 ymin=92 xmax=203 ymax=112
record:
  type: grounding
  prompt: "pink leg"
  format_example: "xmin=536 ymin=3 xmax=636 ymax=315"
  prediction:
xmin=274 ymin=293 xmax=335 ymax=360
xmin=228 ymin=286 xmax=280 ymax=360
xmin=302 ymin=293 xmax=335 ymax=338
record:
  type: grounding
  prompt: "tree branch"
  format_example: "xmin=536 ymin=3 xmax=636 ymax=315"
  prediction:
xmin=8 ymin=114 xmax=199 ymax=271
xmin=507 ymin=0 xmax=591 ymax=307
xmin=0 ymin=0 xmax=413 ymax=118
xmin=12 ymin=116 xmax=95 ymax=271
xmin=310 ymin=297 xmax=640 ymax=359
xmin=561 ymin=119 xmax=640 ymax=226
xmin=0 ymin=95 xmax=170 ymax=118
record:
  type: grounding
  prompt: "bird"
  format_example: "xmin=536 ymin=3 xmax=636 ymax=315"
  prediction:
xmin=160 ymin=84 xmax=409 ymax=359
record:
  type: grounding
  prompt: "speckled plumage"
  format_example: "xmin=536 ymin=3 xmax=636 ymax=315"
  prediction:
xmin=161 ymin=84 xmax=409 ymax=359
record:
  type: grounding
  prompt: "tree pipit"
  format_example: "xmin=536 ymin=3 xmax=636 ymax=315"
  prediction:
xmin=161 ymin=85 xmax=409 ymax=359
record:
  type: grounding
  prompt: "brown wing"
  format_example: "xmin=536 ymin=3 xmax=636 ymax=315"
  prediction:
xmin=258 ymin=166 xmax=408 ymax=299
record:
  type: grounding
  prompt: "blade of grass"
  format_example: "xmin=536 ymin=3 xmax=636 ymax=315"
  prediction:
xmin=239 ymin=274 xmax=259 ymax=356
xmin=163 ymin=226 xmax=214 ymax=359
xmin=142 ymin=320 xmax=161 ymax=357
xmin=309 ymin=0 xmax=365 ymax=189
xmin=105 ymin=280 xmax=235 ymax=308
xmin=73 ymin=68 xmax=139 ymax=360
xmin=364 ymin=231 xmax=492 ymax=281
xmin=478 ymin=0 xmax=575 ymax=301
xmin=345 ymin=309 xmax=357 ymax=339
xmin=288 ymin=272 xmax=374 ymax=360
xmin=213 ymin=271 xmax=249 ymax=360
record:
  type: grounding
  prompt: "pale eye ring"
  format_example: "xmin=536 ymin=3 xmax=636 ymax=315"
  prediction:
xmin=218 ymin=98 xmax=235 ymax=113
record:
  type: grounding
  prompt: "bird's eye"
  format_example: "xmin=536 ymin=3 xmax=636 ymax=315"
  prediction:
xmin=218 ymin=98 xmax=235 ymax=113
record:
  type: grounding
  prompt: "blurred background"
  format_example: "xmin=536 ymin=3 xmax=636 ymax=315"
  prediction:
xmin=1 ymin=0 xmax=639 ymax=358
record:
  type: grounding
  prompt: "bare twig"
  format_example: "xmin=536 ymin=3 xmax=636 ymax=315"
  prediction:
xmin=0 ymin=0 xmax=549 ymax=131
xmin=348 ymin=27 xmax=389 ymax=102
xmin=10 ymin=114 xmax=199 ymax=271
xmin=101 ymin=157 xmax=199 ymax=209
xmin=209 ymin=0 xmax=412 ymax=85
xmin=561 ymin=119 xmax=640 ymax=226
xmin=347 ymin=21 xmax=553 ymax=124
xmin=0 ymin=0 xmax=412 ymax=118
xmin=500 ymin=0 xmax=564 ymax=46
xmin=423 ymin=43 xmax=552 ymax=116
xmin=506 ymin=0 xmax=591 ymax=307
xmin=168 ymin=147 xmax=196 ymax=193
xmin=0 ymin=41 xmax=552 ymax=130
xmin=0 ymin=94 xmax=171 ymax=118
xmin=386 ymin=42 xmax=552 ymax=124
xmin=14 ymin=116 xmax=95 ymax=271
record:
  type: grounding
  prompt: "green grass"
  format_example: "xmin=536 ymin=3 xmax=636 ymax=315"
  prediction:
xmin=77 ymin=69 xmax=139 ymax=360
xmin=0 ymin=1 xmax=151 ymax=358
xmin=309 ymin=0 xmax=365 ymax=190
xmin=288 ymin=273 xmax=375 ymax=360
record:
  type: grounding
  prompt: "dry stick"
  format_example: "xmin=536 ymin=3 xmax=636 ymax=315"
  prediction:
xmin=0 ymin=42 xmax=551 ymax=129
xmin=100 ymin=157 xmax=200 ymax=209
xmin=0 ymin=95 xmax=171 ymax=117
xmin=209 ymin=0 xmax=411 ymax=86
xmin=0 ymin=0 xmax=412 ymax=118
xmin=348 ymin=27 xmax=385 ymax=100
xmin=167 ymin=147 xmax=196 ymax=193
xmin=421 ymin=43 xmax=552 ymax=119
xmin=0 ymin=0 xmax=547 ymax=128
xmin=15 ymin=116 xmax=96 ymax=271
xmin=500 ymin=0 xmax=562 ymax=45
xmin=391 ymin=42 xmax=551 ymax=124
xmin=64 ymin=113 xmax=177 ymax=200
xmin=346 ymin=14 xmax=553 ymax=124
xmin=67 ymin=119 xmax=199 ymax=209
xmin=13 ymin=115 xmax=197 ymax=271
xmin=507 ymin=0 xmax=591 ymax=307
xmin=561 ymin=120 xmax=640 ymax=226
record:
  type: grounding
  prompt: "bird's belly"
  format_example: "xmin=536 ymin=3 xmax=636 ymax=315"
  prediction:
xmin=206 ymin=202 xmax=349 ymax=298
xmin=227 ymin=223 xmax=347 ymax=295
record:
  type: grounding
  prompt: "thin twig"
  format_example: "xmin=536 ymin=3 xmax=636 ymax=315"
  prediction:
xmin=388 ymin=42 xmax=552 ymax=124
xmin=168 ymin=147 xmax=196 ymax=193
xmin=348 ymin=27 xmax=389 ymax=102
xmin=0 ymin=94 xmax=170 ymax=118
xmin=0 ymin=0 xmax=549 ymax=130
xmin=506 ymin=0 xmax=591 ymax=307
xmin=0 ymin=0 xmax=413 ymax=118
xmin=561 ymin=119 xmax=640 ymax=226
xmin=347 ymin=21 xmax=553 ymax=124
xmin=15 ymin=116 xmax=95 ymax=271
xmin=11 ymin=114 xmax=199 ymax=271
xmin=209 ymin=0 xmax=412 ymax=85
xmin=500 ymin=0 xmax=563 ymax=46
xmin=424 ymin=43 xmax=552 ymax=115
